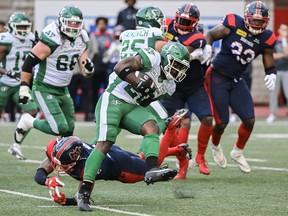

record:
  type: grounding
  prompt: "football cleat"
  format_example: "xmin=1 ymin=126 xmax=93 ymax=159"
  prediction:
xmin=230 ymin=149 xmax=251 ymax=173
xmin=194 ymin=156 xmax=210 ymax=175
xmin=144 ymin=167 xmax=177 ymax=185
xmin=165 ymin=108 xmax=188 ymax=130
xmin=14 ymin=113 xmax=34 ymax=143
xmin=177 ymin=143 xmax=192 ymax=159
xmin=77 ymin=191 xmax=92 ymax=211
xmin=174 ymin=172 xmax=186 ymax=180
xmin=8 ymin=143 xmax=26 ymax=160
xmin=210 ymin=143 xmax=227 ymax=168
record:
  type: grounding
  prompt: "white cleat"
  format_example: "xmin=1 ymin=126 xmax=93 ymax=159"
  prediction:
xmin=8 ymin=143 xmax=26 ymax=160
xmin=211 ymin=143 xmax=227 ymax=168
xmin=14 ymin=113 xmax=34 ymax=143
xmin=230 ymin=149 xmax=251 ymax=173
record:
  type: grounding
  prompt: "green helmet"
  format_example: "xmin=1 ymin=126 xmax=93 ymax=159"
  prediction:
xmin=160 ymin=41 xmax=190 ymax=82
xmin=136 ymin=6 xmax=165 ymax=31
xmin=8 ymin=12 xmax=31 ymax=40
xmin=58 ymin=5 xmax=84 ymax=39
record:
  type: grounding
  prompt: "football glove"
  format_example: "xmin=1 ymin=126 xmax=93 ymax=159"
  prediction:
xmin=32 ymin=30 xmax=39 ymax=47
xmin=19 ymin=84 xmax=33 ymax=105
xmin=82 ymin=58 xmax=94 ymax=76
xmin=135 ymin=74 xmax=156 ymax=97
xmin=45 ymin=176 xmax=65 ymax=190
xmin=178 ymin=143 xmax=192 ymax=159
xmin=190 ymin=48 xmax=204 ymax=61
xmin=264 ymin=74 xmax=276 ymax=91
xmin=200 ymin=44 xmax=212 ymax=66
xmin=49 ymin=187 xmax=66 ymax=205
xmin=6 ymin=70 xmax=20 ymax=81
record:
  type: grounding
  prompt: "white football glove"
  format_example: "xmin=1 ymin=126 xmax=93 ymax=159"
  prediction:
xmin=19 ymin=85 xmax=32 ymax=105
xmin=190 ymin=48 xmax=204 ymax=61
xmin=264 ymin=74 xmax=276 ymax=91
xmin=200 ymin=44 xmax=213 ymax=66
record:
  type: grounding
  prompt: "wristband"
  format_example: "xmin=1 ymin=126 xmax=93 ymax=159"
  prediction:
xmin=265 ymin=66 xmax=277 ymax=75
xmin=117 ymin=67 xmax=133 ymax=80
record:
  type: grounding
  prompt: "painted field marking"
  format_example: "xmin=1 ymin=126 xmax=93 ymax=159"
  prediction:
xmin=165 ymin=158 xmax=288 ymax=172
xmin=0 ymin=189 xmax=152 ymax=216
xmin=126 ymin=133 xmax=288 ymax=140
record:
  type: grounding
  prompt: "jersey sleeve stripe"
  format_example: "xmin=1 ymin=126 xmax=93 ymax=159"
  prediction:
xmin=265 ymin=33 xmax=277 ymax=46
xmin=227 ymin=14 xmax=236 ymax=27
xmin=183 ymin=33 xmax=205 ymax=46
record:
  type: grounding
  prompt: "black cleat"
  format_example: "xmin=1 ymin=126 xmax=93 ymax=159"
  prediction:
xmin=144 ymin=168 xmax=177 ymax=185
xmin=77 ymin=191 xmax=92 ymax=211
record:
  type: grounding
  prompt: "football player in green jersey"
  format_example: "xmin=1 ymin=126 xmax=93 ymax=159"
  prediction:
xmin=77 ymin=41 xmax=190 ymax=212
xmin=0 ymin=12 xmax=38 ymax=160
xmin=14 ymin=6 xmax=94 ymax=148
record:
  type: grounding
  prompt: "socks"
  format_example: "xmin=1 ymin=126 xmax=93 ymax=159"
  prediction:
xmin=211 ymin=127 xmax=224 ymax=146
xmin=146 ymin=156 xmax=158 ymax=170
xmin=197 ymin=124 xmax=212 ymax=157
xmin=177 ymin=127 xmax=189 ymax=144
xmin=141 ymin=134 xmax=159 ymax=158
xmin=158 ymin=128 xmax=176 ymax=164
xmin=83 ymin=149 xmax=105 ymax=181
xmin=235 ymin=123 xmax=253 ymax=149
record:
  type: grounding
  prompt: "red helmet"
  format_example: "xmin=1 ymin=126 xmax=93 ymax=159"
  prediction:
xmin=244 ymin=1 xmax=270 ymax=35
xmin=174 ymin=3 xmax=200 ymax=34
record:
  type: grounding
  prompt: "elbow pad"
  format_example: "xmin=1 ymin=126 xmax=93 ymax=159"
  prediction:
xmin=22 ymin=52 xmax=41 ymax=73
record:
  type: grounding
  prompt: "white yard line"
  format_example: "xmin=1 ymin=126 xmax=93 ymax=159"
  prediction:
xmin=0 ymin=189 xmax=152 ymax=216
xmin=126 ymin=133 xmax=288 ymax=140
xmin=165 ymin=158 xmax=288 ymax=172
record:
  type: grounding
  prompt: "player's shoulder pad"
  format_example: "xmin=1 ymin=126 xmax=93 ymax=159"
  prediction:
xmin=182 ymin=30 xmax=206 ymax=48
xmin=263 ymin=30 xmax=277 ymax=48
xmin=26 ymin=31 xmax=35 ymax=41
xmin=149 ymin=27 xmax=163 ymax=37
xmin=222 ymin=13 xmax=241 ymax=28
xmin=0 ymin=32 xmax=14 ymax=43
xmin=138 ymin=47 xmax=160 ymax=72
xmin=41 ymin=21 xmax=62 ymax=45
xmin=79 ymin=29 xmax=89 ymax=43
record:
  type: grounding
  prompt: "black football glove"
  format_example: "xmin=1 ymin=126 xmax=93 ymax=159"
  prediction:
xmin=82 ymin=58 xmax=94 ymax=77
xmin=6 ymin=70 xmax=20 ymax=81
xmin=135 ymin=74 xmax=156 ymax=97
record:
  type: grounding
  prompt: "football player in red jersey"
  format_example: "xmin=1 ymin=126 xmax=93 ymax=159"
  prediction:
xmin=204 ymin=1 xmax=276 ymax=173
xmin=162 ymin=3 xmax=213 ymax=178
xmin=34 ymin=114 xmax=192 ymax=206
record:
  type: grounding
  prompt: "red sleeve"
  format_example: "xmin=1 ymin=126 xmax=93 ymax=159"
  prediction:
xmin=183 ymin=33 xmax=205 ymax=47
xmin=223 ymin=13 xmax=236 ymax=28
xmin=265 ymin=33 xmax=277 ymax=47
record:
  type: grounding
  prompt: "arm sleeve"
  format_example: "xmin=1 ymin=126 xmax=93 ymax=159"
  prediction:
xmin=34 ymin=168 xmax=48 ymax=186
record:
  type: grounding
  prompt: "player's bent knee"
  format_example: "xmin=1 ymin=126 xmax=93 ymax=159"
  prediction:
xmin=57 ymin=123 xmax=69 ymax=135
xmin=141 ymin=120 xmax=159 ymax=135
xmin=242 ymin=118 xmax=255 ymax=130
